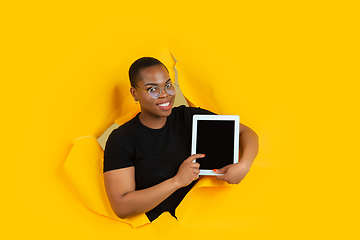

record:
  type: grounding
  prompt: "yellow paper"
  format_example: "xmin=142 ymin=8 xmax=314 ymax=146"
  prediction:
xmin=2 ymin=1 xmax=359 ymax=239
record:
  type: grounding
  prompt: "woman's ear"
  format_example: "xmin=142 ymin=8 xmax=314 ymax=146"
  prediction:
xmin=130 ymin=87 xmax=138 ymax=101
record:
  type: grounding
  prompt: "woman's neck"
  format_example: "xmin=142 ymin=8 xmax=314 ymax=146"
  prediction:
xmin=138 ymin=112 xmax=167 ymax=129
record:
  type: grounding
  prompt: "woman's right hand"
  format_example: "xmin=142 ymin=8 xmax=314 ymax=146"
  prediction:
xmin=173 ymin=153 xmax=205 ymax=188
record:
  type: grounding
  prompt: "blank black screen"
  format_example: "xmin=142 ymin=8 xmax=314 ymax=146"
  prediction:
xmin=195 ymin=120 xmax=235 ymax=170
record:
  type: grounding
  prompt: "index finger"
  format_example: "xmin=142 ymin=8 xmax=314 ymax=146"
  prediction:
xmin=186 ymin=153 xmax=205 ymax=163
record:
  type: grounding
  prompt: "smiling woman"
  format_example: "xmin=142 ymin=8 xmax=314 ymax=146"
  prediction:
xmin=130 ymin=62 xmax=176 ymax=128
xmin=103 ymin=57 xmax=259 ymax=222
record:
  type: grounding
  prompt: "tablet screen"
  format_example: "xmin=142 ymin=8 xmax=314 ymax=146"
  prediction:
xmin=195 ymin=120 xmax=235 ymax=170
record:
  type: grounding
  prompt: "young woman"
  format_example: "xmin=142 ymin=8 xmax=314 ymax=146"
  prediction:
xmin=103 ymin=57 xmax=259 ymax=222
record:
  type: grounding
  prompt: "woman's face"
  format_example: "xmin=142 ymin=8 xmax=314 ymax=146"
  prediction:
xmin=131 ymin=64 xmax=176 ymax=120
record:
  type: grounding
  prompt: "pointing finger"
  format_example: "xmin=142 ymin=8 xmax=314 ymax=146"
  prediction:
xmin=186 ymin=154 xmax=205 ymax=163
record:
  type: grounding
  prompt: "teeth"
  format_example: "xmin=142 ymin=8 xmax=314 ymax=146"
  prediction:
xmin=158 ymin=102 xmax=170 ymax=107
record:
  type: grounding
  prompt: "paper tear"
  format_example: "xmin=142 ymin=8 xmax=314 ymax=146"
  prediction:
xmin=62 ymin=49 xmax=234 ymax=228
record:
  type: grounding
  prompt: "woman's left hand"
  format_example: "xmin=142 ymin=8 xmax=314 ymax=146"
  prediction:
xmin=214 ymin=162 xmax=250 ymax=184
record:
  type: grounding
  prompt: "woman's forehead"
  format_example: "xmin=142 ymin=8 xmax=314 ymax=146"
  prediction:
xmin=138 ymin=65 xmax=170 ymax=86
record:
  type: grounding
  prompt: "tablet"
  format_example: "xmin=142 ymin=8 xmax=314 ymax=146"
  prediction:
xmin=191 ymin=115 xmax=240 ymax=175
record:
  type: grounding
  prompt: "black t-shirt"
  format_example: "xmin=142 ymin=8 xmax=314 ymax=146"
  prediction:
xmin=103 ymin=105 xmax=214 ymax=221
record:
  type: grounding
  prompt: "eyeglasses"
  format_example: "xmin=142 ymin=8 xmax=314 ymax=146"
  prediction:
xmin=135 ymin=82 xmax=178 ymax=99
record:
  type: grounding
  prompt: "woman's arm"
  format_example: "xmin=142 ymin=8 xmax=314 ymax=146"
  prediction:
xmin=215 ymin=123 xmax=259 ymax=184
xmin=104 ymin=154 xmax=205 ymax=219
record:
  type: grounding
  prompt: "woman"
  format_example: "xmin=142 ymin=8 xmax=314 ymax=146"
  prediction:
xmin=103 ymin=57 xmax=259 ymax=222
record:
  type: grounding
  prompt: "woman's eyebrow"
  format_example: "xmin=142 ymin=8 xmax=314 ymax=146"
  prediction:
xmin=144 ymin=79 xmax=171 ymax=86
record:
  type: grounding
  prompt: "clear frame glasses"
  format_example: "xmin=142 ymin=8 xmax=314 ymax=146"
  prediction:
xmin=135 ymin=82 xmax=178 ymax=99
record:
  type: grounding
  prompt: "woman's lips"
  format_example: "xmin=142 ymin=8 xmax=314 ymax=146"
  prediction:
xmin=156 ymin=100 xmax=172 ymax=110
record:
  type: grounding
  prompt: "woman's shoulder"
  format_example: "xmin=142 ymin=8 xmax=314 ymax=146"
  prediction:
xmin=107 ymin=116 xmax=140 ymax=141
xmin=172 ymin=105 xmax=215 ymax=116
xmin=169 ymin=105 xmax=216 ymax=125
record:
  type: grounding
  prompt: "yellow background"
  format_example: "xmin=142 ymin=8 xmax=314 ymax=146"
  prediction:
xmin=1 ymin=0 xmax=359 ymax=239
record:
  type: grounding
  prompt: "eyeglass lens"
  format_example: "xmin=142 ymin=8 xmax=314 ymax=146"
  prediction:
xmin=149 ymin=83 xmax=176 ymax=99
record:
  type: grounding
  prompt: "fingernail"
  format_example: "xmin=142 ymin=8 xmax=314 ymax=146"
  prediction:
xmin=202 ymin=154 xmax=205 ymax=157
xmin=213 ymin=169 xmax=217 ymax=172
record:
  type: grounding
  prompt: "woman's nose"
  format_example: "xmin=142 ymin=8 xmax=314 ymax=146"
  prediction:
xmin=159 ymin=87 xmax=169 ymax=98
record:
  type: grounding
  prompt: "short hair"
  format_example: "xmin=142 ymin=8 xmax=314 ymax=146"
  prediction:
xmin=128 ymin=57 xmax=169 ymax=87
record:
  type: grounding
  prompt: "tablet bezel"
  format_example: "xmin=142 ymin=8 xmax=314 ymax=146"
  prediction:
xmin=191 ymin=114 xmax=240 ymax=175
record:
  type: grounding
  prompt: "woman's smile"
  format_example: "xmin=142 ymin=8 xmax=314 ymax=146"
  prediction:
xmin=156 ymin=100 xmax=172 ymax=111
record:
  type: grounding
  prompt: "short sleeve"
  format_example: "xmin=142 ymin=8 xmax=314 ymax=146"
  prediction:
xmin=103 ymin=129 xmax=134 ymax=172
